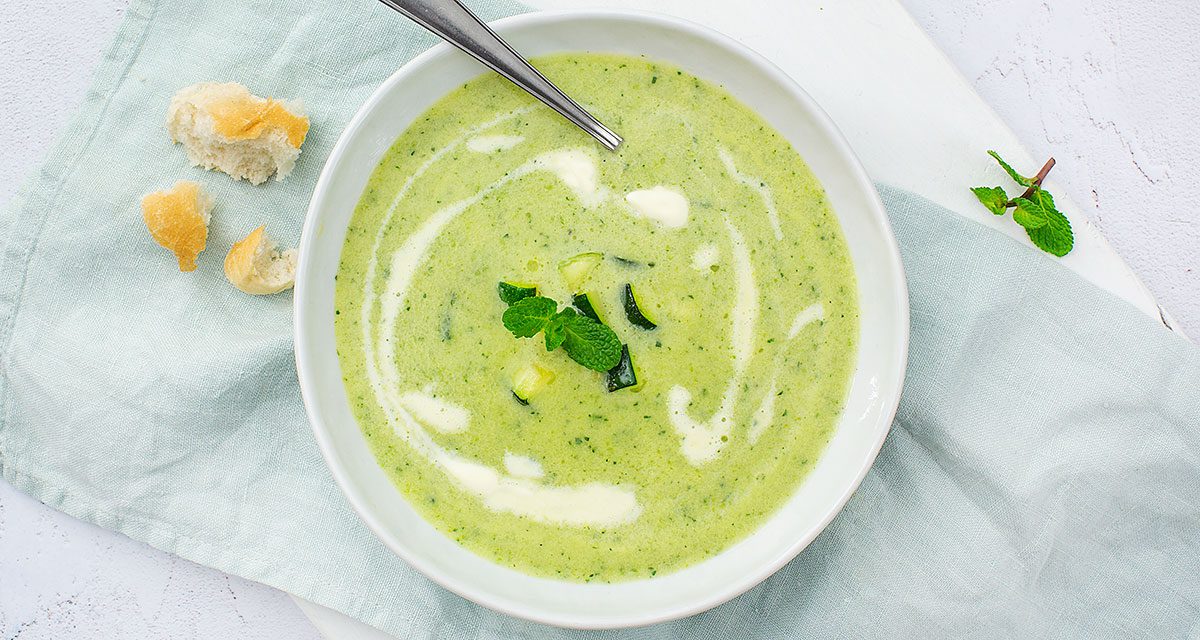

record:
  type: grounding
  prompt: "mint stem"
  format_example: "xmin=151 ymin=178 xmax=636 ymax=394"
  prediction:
xmin=1008 ymin=157 xmax=1056 ymax=206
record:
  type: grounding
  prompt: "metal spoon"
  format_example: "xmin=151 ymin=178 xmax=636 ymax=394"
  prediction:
xmin=377 ymin=0 xmax=623 ymax=150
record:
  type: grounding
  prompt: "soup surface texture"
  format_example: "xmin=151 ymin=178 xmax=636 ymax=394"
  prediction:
xmin=334 ymin=53 xmax=859 ymax=581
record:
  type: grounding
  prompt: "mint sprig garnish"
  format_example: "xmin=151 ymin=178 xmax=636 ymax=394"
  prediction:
xmin=972 ymin=152 xmax=1074 ymax=256
xmin=502 ymin=296 xmax=622 ymax=371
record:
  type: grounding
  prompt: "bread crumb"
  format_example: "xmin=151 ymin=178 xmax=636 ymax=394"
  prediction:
xmin=225 ymin=226 xmax=297 ymax=295
xmin=168 ymin=82 xmax=310 ymax=185
xmin=141 ymin=180 xmax=212 ymax=272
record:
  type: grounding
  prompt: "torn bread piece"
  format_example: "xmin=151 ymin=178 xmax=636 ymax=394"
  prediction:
xmin=141 ymin=180 xmax=212 ymax=272
xmin=224 ymin=226 xmax=298 ymax=295
xmin=168 ymin=82 xmax=310 ymax=185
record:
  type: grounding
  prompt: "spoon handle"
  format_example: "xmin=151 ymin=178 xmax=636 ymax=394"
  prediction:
xmin=377 ymin=0 xmax=622 ymax=150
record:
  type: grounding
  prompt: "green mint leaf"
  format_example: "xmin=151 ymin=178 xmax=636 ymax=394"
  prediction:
xmin=1024 ymin=193 xmax=1074 ymax=257
xmin=971 ymin=186 xmax=1010 ymax=215
xmin=988 ymin=150 xmax=1033 ymax=186
xmin=502 ymin=296 xmax=558 ymax=338
xmin=497 ymin=282 xmax=537 ymax=305
xmin=543 ymin=309 xmax=574 ymax=351
xmin=560 ymin=313 xmax=622 ymax=371
xmin=1011 ymin=197 xmax=1048 ymax=229
xmin=1030 ymin=186 xmax=1056 ymax=211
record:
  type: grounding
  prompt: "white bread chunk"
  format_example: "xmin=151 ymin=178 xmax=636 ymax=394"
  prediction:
xmin=141 ymin=180 xmax=213 ymax=272
xmin=168 ymin=82 xmax=310 ymax=185
xmin=224 ymin=226 xmax=298 ymax=295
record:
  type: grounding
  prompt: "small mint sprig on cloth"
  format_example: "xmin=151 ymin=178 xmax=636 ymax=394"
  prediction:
xmin=502 ymin=296 xmax=622 ymax=371
xmin=971 ymin=151 xmax=1074 ymax=256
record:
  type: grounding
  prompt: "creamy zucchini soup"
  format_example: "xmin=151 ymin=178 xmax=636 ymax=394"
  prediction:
xmin=334 ymin=53 xmax=858 ymax=581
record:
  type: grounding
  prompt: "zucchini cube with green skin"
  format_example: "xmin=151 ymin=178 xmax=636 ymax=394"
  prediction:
xmin=571 ymin=292 xmax=603 ymax=323
xmin=558 ymin=252 xmax=603 ymax=292
xmin=606 ymin=345 xmax=639 ymax=392
xmin=497 ymin=281 xmax=538 ymax=305
xmin=511 ymin=362 xmax=556 ymax=404
xmin=622 ymin=283 xmax=657 ymax=329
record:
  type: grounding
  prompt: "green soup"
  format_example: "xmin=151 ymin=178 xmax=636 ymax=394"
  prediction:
xmin=333 ymin=53 xmax=859 ymax=582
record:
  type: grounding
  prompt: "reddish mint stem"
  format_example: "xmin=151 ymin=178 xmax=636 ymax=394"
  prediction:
xmin=1009 ymin=157 xmax=1056 ymax=205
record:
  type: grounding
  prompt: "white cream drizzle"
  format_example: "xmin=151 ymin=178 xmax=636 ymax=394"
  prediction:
xmin=361 ymin=106 xmax=538 ymax=397
xmin=749 ymin=302 xmax=826 ymax=444
xmin=377 ymin=148 xmax=605 ymax=385
xmin=361 ymin=140 xmax=639 ymax=528
xmin=377 ymin=163 xmax=537 ymax=380
xmin=466 ymin=134 xmax=524 ymax=153
xmin=534 ymin=149 xmax=609 ymax=208
xmin=666 ymin=216 xmax=759 ymax=465
xmin=503 ymin=452 xmax=545 ymax=479
xmin=788 ymin=303 xmax=826 ymax=340
xmin=725 ymin=219 xmax=760 ymax=372
xmin=398 ymin=392 xmax=469 ymax=434
xmin=718 ymin=146 xmax=783 ymax=240
xmin=385 ymin=407 xmax=640 ymax=527
xmin=691 ymin=243 xmax=720 ymax=272
xmin=625 ymin=186 xmax=689 ymax=228
xmin=442 ymin=456 xmax=640 ymax=526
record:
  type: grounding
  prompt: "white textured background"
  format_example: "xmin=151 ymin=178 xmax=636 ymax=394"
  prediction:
xmin=2 ymin=0 xmax=1197 ymax=637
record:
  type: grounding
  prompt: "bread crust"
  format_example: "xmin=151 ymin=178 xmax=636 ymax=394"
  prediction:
xmin=168 ymin=82 xmax=310 ymax=185
xmin=224 ymin=225 xmax=297 ymax=295
xmin=141 ymin=181 xmax=211 ymax=272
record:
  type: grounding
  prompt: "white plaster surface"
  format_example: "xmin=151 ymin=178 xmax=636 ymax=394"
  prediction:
xmin=0 ymin=485 xmax=322 ymax=639
xmin=1 ymin=0 xmax=1197 ymax=638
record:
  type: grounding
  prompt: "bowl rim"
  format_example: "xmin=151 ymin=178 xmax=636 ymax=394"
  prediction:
xmin=294 ymin=8 xmax=909 ymax=629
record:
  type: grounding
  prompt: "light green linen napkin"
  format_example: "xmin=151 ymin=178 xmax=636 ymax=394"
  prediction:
xmin=2 ymin=0 xmax=1199 ymax=637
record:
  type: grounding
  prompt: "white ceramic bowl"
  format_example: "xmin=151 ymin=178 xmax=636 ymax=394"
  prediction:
xmin=295 ymin=9 xmax=908 ymax=630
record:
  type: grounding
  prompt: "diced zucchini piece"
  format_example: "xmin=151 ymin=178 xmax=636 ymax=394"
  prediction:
xmin=571 ymin=292 xmax=603 ymax=323
xmin=511 ymin=362 xmax=556 ymax=404
xmin=558 ymin=252 xmax=603 ymax=291
xmin=622 ymin=283 xmax=657 ymax=330
xmin=498 ymin=282 xmax=538 ymax=305
xmin=606 ymin=345 xmax=639 ymax=392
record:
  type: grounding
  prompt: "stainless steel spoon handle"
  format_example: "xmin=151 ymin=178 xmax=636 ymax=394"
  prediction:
xmin=377 ymin=0 xmax=622 ymax=150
